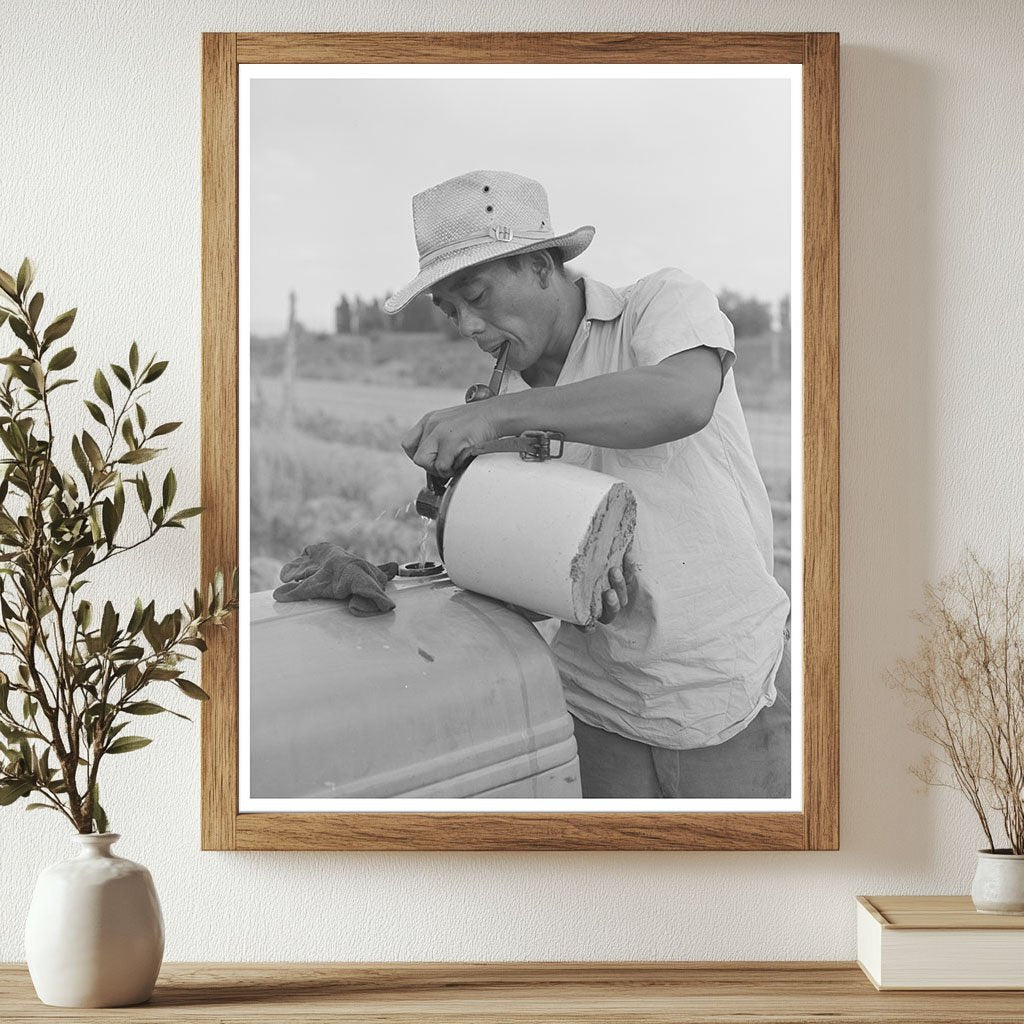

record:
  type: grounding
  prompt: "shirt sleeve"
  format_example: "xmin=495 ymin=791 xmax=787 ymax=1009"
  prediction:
xmin=626 ymin=268 xmax=737 ymax=377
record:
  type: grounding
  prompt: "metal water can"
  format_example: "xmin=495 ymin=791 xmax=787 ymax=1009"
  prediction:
xmin=417 ymin=439 xmax=636 ymax=628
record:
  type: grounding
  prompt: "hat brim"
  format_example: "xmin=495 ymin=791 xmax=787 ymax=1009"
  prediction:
xmin=383 ymin=225 xmax=595 ymax=314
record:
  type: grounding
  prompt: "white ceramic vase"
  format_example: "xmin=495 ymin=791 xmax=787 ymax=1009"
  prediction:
xmin=970 ymin=849 xmax=1024 ymax=914
xmin=25 ymin=833 xmax=164 ymax=1007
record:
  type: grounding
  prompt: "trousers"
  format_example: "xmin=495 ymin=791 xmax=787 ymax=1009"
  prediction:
xmin=569 ymin=641 xmax=792 ymax=799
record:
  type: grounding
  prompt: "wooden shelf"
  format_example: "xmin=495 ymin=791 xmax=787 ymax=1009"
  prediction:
xmin=3 ymin=962 xmax=1024 ymax=1022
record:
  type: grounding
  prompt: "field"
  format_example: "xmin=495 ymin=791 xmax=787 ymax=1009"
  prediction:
xmin=249 ymin=331 xmax=791 ymax=597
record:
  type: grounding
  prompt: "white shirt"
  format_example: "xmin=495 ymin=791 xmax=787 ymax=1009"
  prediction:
xmin=500 ymin=268 xmax=790 ymax=749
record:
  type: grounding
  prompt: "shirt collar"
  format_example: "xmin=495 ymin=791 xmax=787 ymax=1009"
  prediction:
xmin=574 ymin=275 xmax=626 ymax=323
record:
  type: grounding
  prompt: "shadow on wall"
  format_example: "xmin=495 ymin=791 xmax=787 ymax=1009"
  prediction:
xmin=839 ymin=48 xmax=937 ymax=869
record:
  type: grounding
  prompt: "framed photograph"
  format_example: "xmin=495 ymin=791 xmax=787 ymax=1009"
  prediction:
xmin=201 ymin=32 xmax=838 ymax=851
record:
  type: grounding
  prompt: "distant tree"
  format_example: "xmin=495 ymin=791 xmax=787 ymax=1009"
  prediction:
xmin=778 ymin=294 xmax=790 ymax=342
xmin=367 ymin=298 xmax=386 ymax=334
xmin=717 ymin=290 xmax=772 ymax=338
xmin=335 ymin=295 xmax=351 ymax=334
xmin=332 ymin=288 xmax=467 ymax=337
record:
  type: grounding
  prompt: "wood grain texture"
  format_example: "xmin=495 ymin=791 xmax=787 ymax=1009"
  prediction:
xmin=861 ymin=895 xmax=1024 ymax=930
xmin=200 ymin=32 xmax=841 ymax=851
xmin=200 ymin=33 xmax=238 ymax=852
xmin=3 ymin=962 xmax=1023 ymax=1023
xmin=236 ymin=32 xmax=807 ymax=64
xmin=801 ymin=33 xmax=841 ymax=852
xmin=234 ymin=811 xmax=806 ymax=852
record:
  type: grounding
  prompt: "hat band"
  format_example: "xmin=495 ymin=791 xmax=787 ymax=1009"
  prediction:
xmin=418 ymin=227 xmax=554 ymax=269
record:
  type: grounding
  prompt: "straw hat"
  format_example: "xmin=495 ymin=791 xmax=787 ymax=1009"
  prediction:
xmin=383 ymin=170 xmax=594 ymax=314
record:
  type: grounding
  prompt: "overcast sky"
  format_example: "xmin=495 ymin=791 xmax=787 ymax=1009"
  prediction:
xmin=248 ymin=74 xmax=793 ymax=335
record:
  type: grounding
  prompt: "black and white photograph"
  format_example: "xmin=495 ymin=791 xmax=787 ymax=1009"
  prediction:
xmin=240 ymin=65 xmax=802 ymax=811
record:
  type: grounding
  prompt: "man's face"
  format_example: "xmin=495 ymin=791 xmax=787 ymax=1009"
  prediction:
xmin=429 ymin=256 xmax=555 ymax=372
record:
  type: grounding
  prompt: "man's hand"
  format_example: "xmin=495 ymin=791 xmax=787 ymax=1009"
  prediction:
xmin=273 ymin=541 xmax=399 ymax=616
xmin=501 ymin=545 xmax=640 ymax=631
xmin=402 ymin=402 xmax=502 ymax=477
xmin=579 ymin=544 xmax=640 ymax=630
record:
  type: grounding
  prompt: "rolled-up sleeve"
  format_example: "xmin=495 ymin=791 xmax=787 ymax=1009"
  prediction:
xmin=626 ymin=268 xmax=737 ymax=377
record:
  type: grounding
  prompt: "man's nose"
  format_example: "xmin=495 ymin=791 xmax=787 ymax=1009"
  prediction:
xmin=457 ymin=308 xmax=485 ymax=340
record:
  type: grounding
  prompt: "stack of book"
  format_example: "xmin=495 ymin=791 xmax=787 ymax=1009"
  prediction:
xmin=857 ymin=895 xmax=1024 ymax=990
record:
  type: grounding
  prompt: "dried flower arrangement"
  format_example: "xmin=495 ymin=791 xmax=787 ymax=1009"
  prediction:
xmin=894 ymin=551 xmax=1024 ymax=854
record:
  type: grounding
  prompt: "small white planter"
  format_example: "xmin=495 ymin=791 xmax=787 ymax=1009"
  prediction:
xmin=25 ymin=833 xmax=164 ymax=1007
xmin=971 ymin=850 xmax=1024 ymax=915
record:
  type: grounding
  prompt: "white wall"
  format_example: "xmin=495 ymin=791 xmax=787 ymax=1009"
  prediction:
xmin=2 ymin=0 xmax=1022 ymax=961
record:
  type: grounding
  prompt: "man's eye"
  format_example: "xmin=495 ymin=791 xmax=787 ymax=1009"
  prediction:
xmin=466 ymin=290 xmax=486 ymax=304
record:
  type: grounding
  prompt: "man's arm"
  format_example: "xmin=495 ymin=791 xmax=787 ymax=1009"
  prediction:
xmin=402 ymin=346 xmax=723 ymax=477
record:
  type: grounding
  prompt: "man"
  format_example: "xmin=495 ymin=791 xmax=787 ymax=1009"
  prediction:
xmin=354 ymin=168 xmax=791 ymax=798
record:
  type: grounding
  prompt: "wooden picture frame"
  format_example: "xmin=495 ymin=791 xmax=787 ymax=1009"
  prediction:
xmin=201 ymin=32 xmax=839 ymax=851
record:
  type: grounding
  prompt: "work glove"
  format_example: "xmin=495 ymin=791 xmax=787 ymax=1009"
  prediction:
xmin=273 ymin=541 xmax=400 ymax=616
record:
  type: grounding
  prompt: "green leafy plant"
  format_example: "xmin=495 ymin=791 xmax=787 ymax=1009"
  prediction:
xmin=0 ymin=258 xmax=237 ymax=833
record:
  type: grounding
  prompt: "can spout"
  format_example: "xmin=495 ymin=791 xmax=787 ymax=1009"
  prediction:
xmin=415 ymin=473 xmax=447 ymax=520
